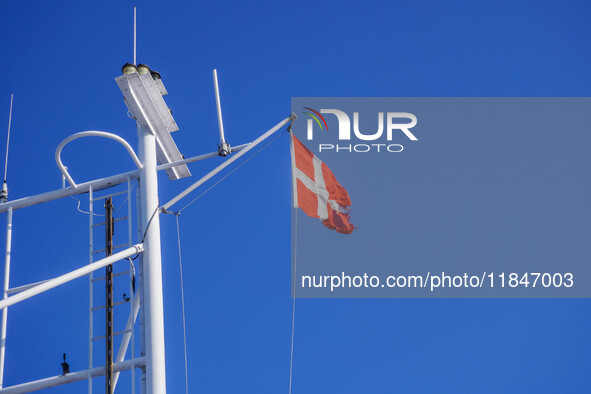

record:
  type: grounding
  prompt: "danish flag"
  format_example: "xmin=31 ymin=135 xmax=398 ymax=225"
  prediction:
xmin=290 ymin=133 xmax=356 ymax=234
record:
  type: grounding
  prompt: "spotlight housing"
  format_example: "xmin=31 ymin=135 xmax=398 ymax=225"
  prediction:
xmin=122 ymin=63 xmax=138 ymax=75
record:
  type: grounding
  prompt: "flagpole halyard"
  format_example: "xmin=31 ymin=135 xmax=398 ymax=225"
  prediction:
xmin=289 ymin=132 xmax=299 ymax=209
xmin=289 ymin=206 xmax=298 ymax=394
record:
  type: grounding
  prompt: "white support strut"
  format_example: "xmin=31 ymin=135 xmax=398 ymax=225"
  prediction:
xmin=0 ymin=245 xmax=143 ymax=311
xmin=138 ymin=119 xmax=167 ymax=393
xmin=6 ymin=280 xmax=48 ymax=296
xmin=162 ymin=114 xmax=296 ymax=211
xmin=0 ymin=207 xmax=12 ymax=388
xmin=0 ymin=357 xmax=145 ymax=394
xmin=0 ymin=144 xmax=250 ymax=215
xmin=112 ymin=292 xmax=140 ymax=389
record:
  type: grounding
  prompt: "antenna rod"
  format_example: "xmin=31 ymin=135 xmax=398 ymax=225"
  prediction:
xmin=133 ymin=7 xmax=137 ymax=65
xmin=1 ymin=95 xmax=13 ymax=203
xmin=213 ymin=69 xmax=226 ymax=144
xmin=4 ymin=94 xmax=13 ymax=183
xmin=213 ymin=69 xmax=231 ymax=156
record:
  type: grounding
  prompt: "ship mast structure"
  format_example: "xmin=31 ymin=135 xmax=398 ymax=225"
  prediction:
xmin=0 ymin=65 xmax=296 ymax=393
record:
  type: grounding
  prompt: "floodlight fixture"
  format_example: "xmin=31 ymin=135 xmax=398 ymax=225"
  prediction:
xmin=137 ymin=64 xmax=151 ymax=75
xmin=115 ymin=67 xmax=191 ymax=180
xmin=122 ymin=63 xmax=138 ymax=75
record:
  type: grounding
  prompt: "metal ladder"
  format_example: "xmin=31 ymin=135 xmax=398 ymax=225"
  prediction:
xmin=88 ymin=179 xmax=136 ymax=394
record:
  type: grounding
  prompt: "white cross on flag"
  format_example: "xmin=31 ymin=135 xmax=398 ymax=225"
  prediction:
xmin=290 ymin=133 xmax=356 ymax=234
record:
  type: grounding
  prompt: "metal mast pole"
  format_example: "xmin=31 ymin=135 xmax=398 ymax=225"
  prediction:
xmin=0 ymin=94 xmax=14 ymax=389
xmin=0 ymin=207 xmax=12 ymax=388
xmin=138 ymin=124 xmax=166 ymax=394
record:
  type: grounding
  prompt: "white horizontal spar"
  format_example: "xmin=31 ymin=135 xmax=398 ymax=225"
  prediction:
xmin=0 ymin=244 xmax=143 ymax=311
xmin=0 ymin=143 xmax=250 ymax=214
xmin=161 ymin=113 xmax=297 ymax=211
xmin=0 ymin=357 xmax=145 ymax=394
xmin=0 ymin=169 xmax=140 ymax=214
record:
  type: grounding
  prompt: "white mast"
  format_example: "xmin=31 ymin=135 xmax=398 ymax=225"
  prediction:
xmin=137 ymin=125 xmax=166 ymax=393
xmin=0 ymin=22 xmax=295 ymax=390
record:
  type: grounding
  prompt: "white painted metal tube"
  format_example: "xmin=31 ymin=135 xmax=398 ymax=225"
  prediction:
xmin=156 ymin=142 xmax=250 ymax=172
xmin=0 ymin=244 xmax=143 ymax=311
xmin=138 ymin=122 xmax=167 ymax=393
xmin=0 ymin=169 xmax=140 ymax=214
xmin=162 ymin=114 xmax=296 ymax=211
xmin=0 ymin=357 xmax=145 ymax=394
xmin=0 ymin=207 xmax=12 ymax=388
xmin=111 ymin=293 xmax=140 ymax=389
xmin=0 ymin=144 xmax=250 ymax=214
xmin=213 ymin=69 xmax=226 ymax=144
xmin=55 ymin=131 xmax=143 ymax=188
xmin=6 ymin=280 xmax=49 ymax=296
xmin=87 ymin=185 xmax=93 ymax=394
xmin=134 ymin=133 xmax=147 ymax=393
xmin=126 ymin=176 xmax=135 ymax=393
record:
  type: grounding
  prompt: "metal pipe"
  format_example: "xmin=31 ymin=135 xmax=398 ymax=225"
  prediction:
xmin=127 ymin=176 xmax=136 ymax=394
xmin=133 ymin=7 xmax=137 ymax=65
xmin=0 ymin=144 xmax=250 ymax=214
xmin=0 ymin=207 xmax=12 ymax=388
xmin=6 ymin=280 xmax=49 ymax=296
xmin=0 ymin=357 xmax=145 ymax=394
xmin=162 ymin=114 xmax=296 ymax=211
xmin=0 ymin=170 xmax=140 ymax=214
xmin=88 ymin=185 xmax=93 ymax=394
xmin=134 ymin=129 xmax=147 ymax=394
xmin=138 ymin=123 xmax=167 ymax=393
xmin=111 ymin=293 xmax=140 ymax=389
xmin=156 ymin=143 xmax=250 ymax=172
xmin=0 ymin=245 xmax=143 ymax=311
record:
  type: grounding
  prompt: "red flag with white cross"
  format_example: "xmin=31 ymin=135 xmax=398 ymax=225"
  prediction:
xmin=290 ymin=133 xmax=356 ymax=234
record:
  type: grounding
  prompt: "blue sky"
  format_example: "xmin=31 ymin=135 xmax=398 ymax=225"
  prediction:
xmin=1 ymin=0 xmax=591 ymax=393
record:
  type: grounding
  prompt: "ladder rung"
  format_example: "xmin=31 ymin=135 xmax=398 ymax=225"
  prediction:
xmin=92 ymin=243 xmax=131 ymax=255
xmin=92 ymin=216 xmax=129 ymax=228
xmin=92 ymin=329 xmax=132 ymax=341
xmin=91 ymin=271 xmax=131 ymax=283
xmin=91 ymin=298 xmax=130 ymax=311
xmin=92 ymin=190 xmax=128 ymax=201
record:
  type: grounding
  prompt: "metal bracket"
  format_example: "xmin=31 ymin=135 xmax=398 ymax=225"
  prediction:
xmin=218 ymin=141 xmax=231 ymax=156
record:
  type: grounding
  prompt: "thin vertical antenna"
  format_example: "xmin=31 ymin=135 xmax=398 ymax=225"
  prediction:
xmin=4 ymin=94 xmax=13 ymax=183
xmin=213 ymin=69 xmax=226 ymax=144
xmin=213 ymin=69 xmax=231 ymax=156
xmin=133 ymin=7 xmax=137 ymax=65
